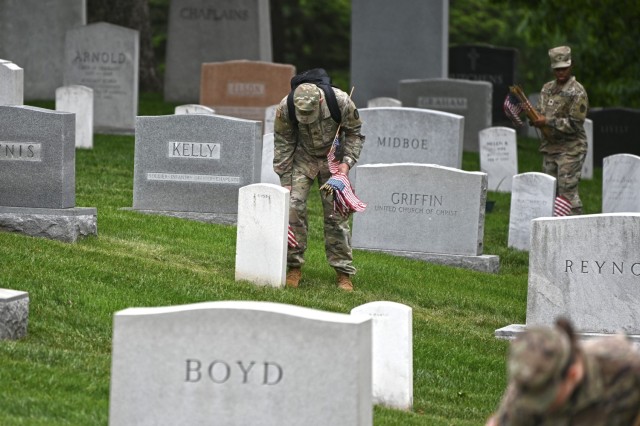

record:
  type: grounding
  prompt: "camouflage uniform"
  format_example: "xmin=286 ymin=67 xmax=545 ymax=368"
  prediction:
xmin=273 ymin=84 xmax=364 ymax=275
xmin=537 ymin=73 xmax=589 ymax=214
xmin=492 ymin=327 xmax=640 ymax=426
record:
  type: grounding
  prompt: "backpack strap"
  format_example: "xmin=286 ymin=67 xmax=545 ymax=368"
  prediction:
xmin=286 ymin=85 xmax=342 ymax=126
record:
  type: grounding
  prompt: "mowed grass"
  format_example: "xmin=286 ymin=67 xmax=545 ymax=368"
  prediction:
xmin=0 ymin=95 xmax=603 ymax=425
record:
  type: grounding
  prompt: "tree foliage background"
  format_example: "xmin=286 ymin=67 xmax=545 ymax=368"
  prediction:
xmin=96 ymin=0 xmax=640 ymax=108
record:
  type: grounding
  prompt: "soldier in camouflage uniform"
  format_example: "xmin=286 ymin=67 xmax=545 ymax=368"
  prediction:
xmin=273 ymin=82 xmax=365 ymax=291
xmin=486 ymin=318 xmax=640 ymax=426
xmin=533 ymin=46 xmax=589 ymax=215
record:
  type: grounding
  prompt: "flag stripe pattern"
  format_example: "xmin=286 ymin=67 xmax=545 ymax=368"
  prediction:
xmin=554 ymin=195 xmax=572 ymax=216
xmin=287 ymin=225 xmax=298 ymax=248
xmin=321 ymin=137 xmax=367 ymax=215
xmin=503 ymin=93 xmax=524 ymax=127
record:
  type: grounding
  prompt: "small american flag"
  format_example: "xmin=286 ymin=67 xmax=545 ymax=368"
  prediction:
xmin=287 ymin=225 xmax=298 ymax=248
xmin=503 ymin=93 xmax=524 ymax=127
xmin=554 ymin=195 xmax=572 ymax=216
xmin=321 ymin=137 xmax=367 ymax=215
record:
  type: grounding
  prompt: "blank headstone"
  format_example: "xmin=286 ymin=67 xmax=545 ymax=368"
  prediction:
xmin=174 ymin=104 xmax=215 ymax=115
xmin=109 ymin=301 xmax=372 ymax=426
xmin=603 ymin=154 xmax=640 ymax=213
xmin=200 ymin=60 xmax=294 ymax=123
xmin=56 ymin=85 xmax=94 ymax=149
xmin=261 ymin=133 xmax=280 ymax=185
xmin=0 ymin=0 xmax=86 ymax=100
xmin=479 ymin=127 xmax=518 ymax=192
xmin=351 ymin=301 xmax=413 ymax=411
xmin=164 ymin=0 xmax=273 ymax=103
xmin=352 ymin=163 xmax=499 ymax=272
xmin=235 ymin=184 xmax=288 ymax=287
xmin=350 ymin=0 xmax=448 ymax=107
xmin=0 ymin=59 xmax=23 ymax=105
xmin=581 ymin=118 xmax=593 ymax=179
xmin=133 ymin=114 xmax=262 ymax=215
xmin=528 ymin=214 xmax=640 ymax=334
xmin=589 ymin=108 xmax=640 ymax=167
xmin=367 ymin=97 xmax=402 ymax=108
xmin=507 ymin=172 xmax=556 ymax=251
xmin=64 ymin=22 xmax=139 ymax=134
xmin=357 ymin=107 xmax=464 ymax=172
xmin=398 ymin=78 xmax=492 ymax=152
xmin=449 ymin=45 xmax=517 ymax=126
xmin=0 ymin=288 xmax=29 ymax=340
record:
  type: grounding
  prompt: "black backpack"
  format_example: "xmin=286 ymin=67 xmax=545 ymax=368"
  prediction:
xmin=286 ymin=68 xmax=342 ymax=125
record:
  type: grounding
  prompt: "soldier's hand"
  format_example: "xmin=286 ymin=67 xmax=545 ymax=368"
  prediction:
xmin=338 ymin=163 xmax=350 ymax=176
xmin=533 ymin=116 xmax=547 ymax=128
xmin=283 ymin=185 xmax=292 ymax=192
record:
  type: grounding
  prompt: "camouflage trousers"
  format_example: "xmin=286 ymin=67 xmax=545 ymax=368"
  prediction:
xmin=543 ymin=152 xmax=586 ymax=214
xmin=288 ymin=165 xmax=356 ymax=275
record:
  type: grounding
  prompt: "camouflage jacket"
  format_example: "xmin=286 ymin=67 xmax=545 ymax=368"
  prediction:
xmin=536 ymin=76 xmax=588 ymax=155
xmin=494 ymin=335 xmax=640 ymax=426
xmin=273 ymin=87 xmax=365 ymax=186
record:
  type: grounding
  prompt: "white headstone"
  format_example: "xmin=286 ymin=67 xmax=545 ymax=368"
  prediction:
xmin=235 ymin=184 xmax=288 ymax=287
xmin=523 ymin=92 xmax=541 ymax=139
xmin=0 ymin=60 xmax=23 ymax=106
xmin=263 ymin=104 xmax=278 ymax=134
xmin=56 ymin=85 xmax=93 ymax=149
xmin=174 ymin=104 xmax=215 ymax=115
xmin=528 ymin=214 xmax=640 ymax=334
xmin=260 ymin=133 xmax=280 ymax=185
xmin=109 ymin=301 xmax=373 ymax=426
xmin=581 ymin=118 xmax=593 ymax=179
xmin=351 ymin=301 xmax=413 ymax=411
xmin=367 ymin=97 xmax=402 ymax=108
xmin=507 ymin=172 xmax=556 ymax=251
xmin=479 ymin=127 xmax=518 ymax=192
xmin=603 ymin=154 xmax=640 ymax=213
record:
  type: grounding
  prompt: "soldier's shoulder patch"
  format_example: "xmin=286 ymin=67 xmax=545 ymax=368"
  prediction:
xmin=353 ymin=108 xmax=359 ymax=120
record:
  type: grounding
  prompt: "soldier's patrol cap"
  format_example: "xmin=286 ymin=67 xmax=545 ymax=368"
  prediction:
xmin=549 ymin=46 xmax=572 ymax=69
xmin=507 ymin=325 xmax=572 ymax=411
xmin=293 ymin=83 xmax=321 ymax=124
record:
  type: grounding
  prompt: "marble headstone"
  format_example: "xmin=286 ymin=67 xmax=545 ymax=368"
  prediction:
xmin=528 ymin=214 xmax=640 ymax=334
xmin=581 ymin=118 xmax=593 ymax=179
xmin=132 ymin=114 xmax=262 ymax=217
xmin=351 ymin=301 xmax=413 ymax=411
xmin=0 ymin=60 xmax=23 ymax=105
xmin=398 ymin=78 xmax=492 ymax=152
xmin=367 ymin=97 xmax=402 ymax=108
xmin=109 ymin=301 xmax=372 ymax=426
xmin=602 ymin=154 xmax=640 ymax=213
xmin=164 ymin=0 xmax=273 ymax=103
xmin=352 ymin=163 xmax=498 ymax=273
xmin=479 ymin=127 xmax=518 ymax=192
xmin=0 ymin=0 xmax=86 ymax=100
xmin=357 ymin=108 xmax=464 ymax=173
xmin=261 ymin=133 xmax=280 ymax=185
xmin=174 ymin=104 xmax=215 ymax=115
xmin=235 ymin=184 xmax=289 ymax=287
xmin=350 ymin=0 xmax=448 ymax=107
xmin=200 ymin=60 xmax=294 ymax=123
xmin=263 ymin=104 xmax=278 ymax=134
xmin=64 ymin=22 xmax=139 ymax=134
xmin=56 ymin=85 xmax=94 ymax=149
xmin=507 ymin=172 xmax=556 ymax=251
xmin=0 ymin=288 xmax=29 ymax=340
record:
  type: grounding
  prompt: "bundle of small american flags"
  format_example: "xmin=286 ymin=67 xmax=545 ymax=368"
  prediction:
xmin=319 ymin=137 xmax=367 ymax=216
xmin=554 ymin=195 xmax=572 ymax=216
xmin=503 ymin=93 xmax=524 ymax=127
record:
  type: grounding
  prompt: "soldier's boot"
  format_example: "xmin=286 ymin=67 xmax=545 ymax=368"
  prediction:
xmin=336 ymin=272 xmax=354 ymax=292
xmin=286 ymin=268 xmax=302 ymax=288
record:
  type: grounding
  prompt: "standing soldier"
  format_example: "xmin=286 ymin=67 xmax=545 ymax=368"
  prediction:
xmin=273 ymin=79 xmax=365 ymax=291
xmin=532 ymin=46 xmax=589 ymax=215
xmin=486 ymin=318 xmax=640 ymax=425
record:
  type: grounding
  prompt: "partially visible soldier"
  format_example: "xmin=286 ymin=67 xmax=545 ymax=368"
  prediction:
xmin=486 ymin=318 xmax=640 ymax=425
xmin=273 ymin=80 xmax=365 ymax=291
xmin=532 ymin=46 xmax=589 ymax=215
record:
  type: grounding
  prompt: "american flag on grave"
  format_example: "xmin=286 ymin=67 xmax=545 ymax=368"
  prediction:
xmin=287 ymin=225 xmax=298 ymax=248
xmin=319 ymin=137 xmax=367 ymax=216
xmin=553 ymin=195 xmax=572 ymax=216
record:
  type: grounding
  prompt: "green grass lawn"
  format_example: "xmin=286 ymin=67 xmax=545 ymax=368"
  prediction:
xmin=0 ymin=95 xmax=603 ymax=425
